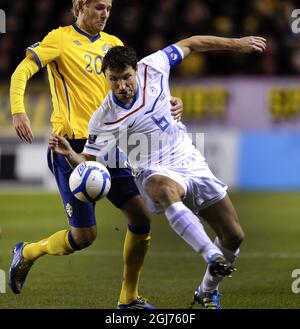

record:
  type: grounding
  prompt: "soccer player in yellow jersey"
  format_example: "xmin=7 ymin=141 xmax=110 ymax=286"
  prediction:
xmin=8 ymin=0 xmax=183 ymax=309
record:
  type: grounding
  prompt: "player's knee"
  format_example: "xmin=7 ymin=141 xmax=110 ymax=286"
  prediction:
xmin=71 ymin=229 xmax=97 ymax=250
xmin=155 ymin=184 xmax=181 ymax=206
xmin=130 ymin=212 xmax=151 ymax=227
xmin=223 ymin=227 xmax=245 ymax=249
xmin=121 ymin=195 xmax=152 ymax=227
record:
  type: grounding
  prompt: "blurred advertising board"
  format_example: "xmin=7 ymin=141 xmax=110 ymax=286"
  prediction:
xmin=1 ymin=78 xmax=300 ymax=136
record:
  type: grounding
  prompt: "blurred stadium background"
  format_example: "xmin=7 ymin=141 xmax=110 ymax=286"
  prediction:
xmin=1 ymin=0 xmax=300 ymax=308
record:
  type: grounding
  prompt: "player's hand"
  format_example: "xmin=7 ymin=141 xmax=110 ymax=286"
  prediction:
xmin=170 ymin=96 xmax=183 ymax=121
xmin=237 ymin=36 xmax=267 ymax=53
xmin=49 ymin=133 xmax=72 ymax=156
xmin=12 ymin=113 xmax=34 ymax=143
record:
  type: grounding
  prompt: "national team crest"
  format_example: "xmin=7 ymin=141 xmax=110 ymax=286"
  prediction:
xmin=102 ymin=43 xmax=111 ymax=54
xmin=150 ymin=86 xmax=158 ymax=95
xmin=65 ymin=203 xmax=73 ymax=217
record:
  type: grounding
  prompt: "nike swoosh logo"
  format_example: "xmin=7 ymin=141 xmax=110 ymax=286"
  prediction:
xmin=129 ymin=120 xmax=136 ymax=128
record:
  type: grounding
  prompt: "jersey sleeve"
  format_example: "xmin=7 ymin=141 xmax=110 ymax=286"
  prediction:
xmin=25 ymin=28 xmax=62 ymax=70
xmin=140 ymin=44 xmax=184 ymax=76
xmin=83 ymin=102 xmax=121 ymax=158
xmin=10 ymin=56 xmax=40 ymax=115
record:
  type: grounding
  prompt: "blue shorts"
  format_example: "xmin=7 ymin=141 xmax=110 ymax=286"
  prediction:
xmin=47 ymin=140 xmax=140 ymax=228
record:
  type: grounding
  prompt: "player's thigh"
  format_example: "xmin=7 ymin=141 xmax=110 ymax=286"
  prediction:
xmin=145 ymin=174 xmax=185 ymax=202
xmin=198 ymin=195 xmax=243 ymax=241
xmin=106 ymin=166 xmax=153 ymax=226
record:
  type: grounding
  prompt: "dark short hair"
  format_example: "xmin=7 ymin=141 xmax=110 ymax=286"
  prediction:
xmin=102 ymin=46 xmax=138 ymax=73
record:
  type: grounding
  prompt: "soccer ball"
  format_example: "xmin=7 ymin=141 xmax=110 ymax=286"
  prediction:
xmin=69 ymin=161 xmax=111 ymax=202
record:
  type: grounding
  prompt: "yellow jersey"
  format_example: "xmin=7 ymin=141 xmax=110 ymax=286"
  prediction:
xmin=26 ymin=24 xmax=123 ymax=139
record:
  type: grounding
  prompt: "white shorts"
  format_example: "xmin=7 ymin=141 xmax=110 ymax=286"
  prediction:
xmin=135 ymin=150 xmax=228 ymax=214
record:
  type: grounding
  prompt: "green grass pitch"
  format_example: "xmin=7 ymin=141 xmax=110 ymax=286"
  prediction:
xmin=0 ymin=192 xmax=299 ymax=309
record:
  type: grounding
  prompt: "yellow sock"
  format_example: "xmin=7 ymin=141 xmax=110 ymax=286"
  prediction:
xmin=119 ymin=229 xmax=151 ymax=304
xmin=22 ymin=229 xmax=75 ymax=261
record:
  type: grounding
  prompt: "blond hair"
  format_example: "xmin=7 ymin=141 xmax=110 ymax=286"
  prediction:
xmin=72 ymin=0 xmax=92 ymax=18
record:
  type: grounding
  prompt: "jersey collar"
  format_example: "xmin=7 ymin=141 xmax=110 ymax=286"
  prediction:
xmin=112 ymin=87 xmax=140 ymax=110
xmin=72 ymin=23 xmax=101 ymax=42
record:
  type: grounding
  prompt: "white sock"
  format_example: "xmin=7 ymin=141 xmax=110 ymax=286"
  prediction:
xmin=200 ymin=237 xmax=240 ymax=293
xmin=165 ymin=202 xmax=221 ymax=262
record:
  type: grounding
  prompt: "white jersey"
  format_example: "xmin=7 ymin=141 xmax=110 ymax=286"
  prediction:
xmin=84 ymin=45 xmax=204 ymax=170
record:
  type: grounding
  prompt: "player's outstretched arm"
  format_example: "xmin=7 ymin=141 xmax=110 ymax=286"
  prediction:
xmin=10 ymin=55 xmax=40 ymax=143
xmin=176 ymin=35 xmax=267 ymax=57
xmin=49 ymin=134 xmax=95 ymax=167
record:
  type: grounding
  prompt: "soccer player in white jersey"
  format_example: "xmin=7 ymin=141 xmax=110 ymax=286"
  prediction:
xmin=49 ymin=34 xmax=266 ymax=308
